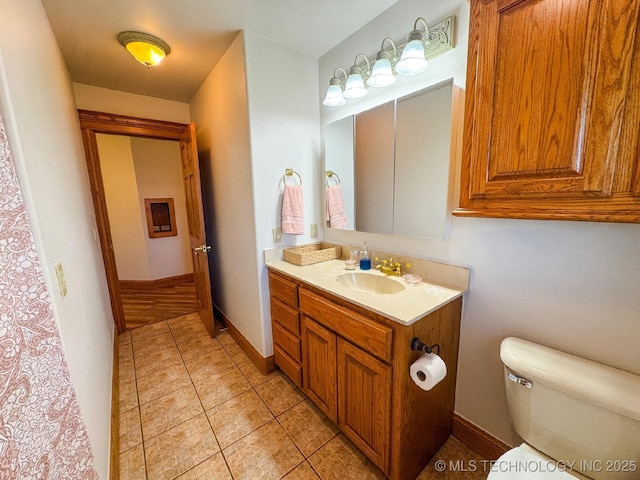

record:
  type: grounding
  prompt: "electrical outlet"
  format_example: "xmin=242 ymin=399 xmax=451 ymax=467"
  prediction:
xmin=55 ymin=262 xmax=68 ymax=298
xmin=272 ymin=227 xmax=282 ymax=243
xmin=310 ymin=224 xmax=318 ymax=238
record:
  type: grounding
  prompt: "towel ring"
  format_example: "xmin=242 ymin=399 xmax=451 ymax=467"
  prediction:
xmin=326 ymin=170 xmax=341 ymax=186
xmin=283 ymin=168 xmax=302 ymax=186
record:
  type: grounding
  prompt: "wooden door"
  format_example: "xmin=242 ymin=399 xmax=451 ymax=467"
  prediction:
xmin=79 ymin=110 xmax=215 ymax=335
xmin=180 ymin=124 xmax=214 ymax=337
xmin=302 ymin=316 xmax=337 ymax=421
xmin=337 ymin=337 xmax=391 ymax=474
xmin=462 ymin=0 xmax=640 ymax=201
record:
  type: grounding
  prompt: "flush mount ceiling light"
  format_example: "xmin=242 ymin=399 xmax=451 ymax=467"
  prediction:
xmin=117 ymin=31 xmax=170 ymax=68
xmin=322 ymin=15 xmax=454 ymax=107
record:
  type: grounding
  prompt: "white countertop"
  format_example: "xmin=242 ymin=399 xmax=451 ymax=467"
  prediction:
xmin=267 ymin=259 xmax=468 ymax=325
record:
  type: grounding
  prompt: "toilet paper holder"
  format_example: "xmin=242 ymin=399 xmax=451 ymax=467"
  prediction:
xmin=410 ymin=337 xmax=440 ymax=356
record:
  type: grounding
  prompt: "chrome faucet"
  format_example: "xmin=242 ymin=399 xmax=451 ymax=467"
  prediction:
xmin=375 ymin=257 xmax=411 ymax=276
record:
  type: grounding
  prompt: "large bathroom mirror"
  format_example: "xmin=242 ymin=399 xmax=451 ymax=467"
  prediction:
xmin=324 ymin=79 xmax=458 ymax=239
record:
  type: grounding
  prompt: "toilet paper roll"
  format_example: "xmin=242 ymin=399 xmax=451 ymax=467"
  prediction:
xmin=410 ymin=353 xmax=447 ymax=391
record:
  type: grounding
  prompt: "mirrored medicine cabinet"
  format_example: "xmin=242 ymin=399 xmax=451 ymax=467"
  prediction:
xmin=324 ymin=79 xmax=462 ymax=239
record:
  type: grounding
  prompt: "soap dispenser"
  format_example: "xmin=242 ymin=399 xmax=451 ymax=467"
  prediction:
xmin=360 ymin=241 xmax=371 ymax=270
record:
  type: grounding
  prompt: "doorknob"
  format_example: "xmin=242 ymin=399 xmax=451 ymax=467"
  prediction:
xmin=193 ymin=245 xmax=212 ymax=253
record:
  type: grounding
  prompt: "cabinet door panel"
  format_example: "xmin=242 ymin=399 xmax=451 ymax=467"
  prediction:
xmin=466 ymin=0 xmax=639 ymax=200
xmin=302 ymin=316 xmax=337 ymax=421
xmin=337 ymin=338 xmax=391 ymax=474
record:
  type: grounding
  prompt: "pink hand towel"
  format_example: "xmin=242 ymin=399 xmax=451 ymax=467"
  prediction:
xmin=281 ymin=184 xmax=304 ymax=234
xmin=326 ymin=184 xmax=348 ymax=229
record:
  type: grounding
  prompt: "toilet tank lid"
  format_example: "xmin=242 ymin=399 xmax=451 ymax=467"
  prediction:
xmin=500 ymin=337 xmax=640 ymax=422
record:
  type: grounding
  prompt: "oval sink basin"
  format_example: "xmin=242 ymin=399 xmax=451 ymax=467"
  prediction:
xmin=336 ymin=273 xmax=405 ymax=295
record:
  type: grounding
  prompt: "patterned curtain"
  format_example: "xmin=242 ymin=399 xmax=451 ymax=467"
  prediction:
xmin=0 ymin=112 xmax=97 ymax=477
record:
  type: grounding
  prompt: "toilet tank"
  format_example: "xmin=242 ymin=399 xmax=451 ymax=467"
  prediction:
xmin=500 ymin=337 xmax=640 ymax=480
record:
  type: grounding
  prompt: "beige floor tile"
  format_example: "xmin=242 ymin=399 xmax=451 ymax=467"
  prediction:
xmin=119 ymin=377 xmax=138 ymax=413
xmin=216 ymin=331 xmax=236 ymax=346
xmin=255 ymin=373 xmax=305 ymax=416
xmin=119 ymin=444 xmax=146 ymax=480
xmin=137 ymin=363 xmax=192 ymax=405
xmin=172 ymin=326 xmax=208 ymax=345
xmin=177 ymin=334 xmax=223 ymax=361
xmin=235 ymin=356 xmax=279 ymax=386
xmin=221 ymin=341 xmax=249 ymax=363
xmin=206 ymin=389 xmax=273 ymax=448
xmin=282 ymin=461 xmax=321 ymax=480
xmin=119 ymin=358 xmax=135 ymax=384
xmin=175 ymin=452 xmax=232 ymax=480
xmin=145 ymin=413 xmax=220 ymax=480
xmin=140 ymin=384 xmax=204 ymax=440
xmin=119 ymin=341 xmax=134 ymax=364
xmin=119 ymin=407 xmax=142 ymax=453
xmin=417 ymin=439 xmax=487 ymax=480
xmin=193 ymin=365 xmax=251 ymax=410
xmin=134 ymin=343 xmax=183 ymax=378
xmin=222 ymin=420 xmax=304 ymax=480
xmin=277 ymin=399 xmax=339 ymax=456
xmin=131 ymin=320 xmax=170 ymax=342
xmin=184 ymin=347 xmax=234 ymax=381
xmin=167 ymin=312 xmax=202 ymax=329
xmin=308 ymin=434 xmax=385 ymax=480
xmin=119 ymin=330 xmax=132 ymax=346
xmin=132 ymin=331 xmax=176 ymax=357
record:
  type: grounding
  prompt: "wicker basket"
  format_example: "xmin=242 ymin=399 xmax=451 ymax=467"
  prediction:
xmin=283 ymin=242 xmax=341 ymax=266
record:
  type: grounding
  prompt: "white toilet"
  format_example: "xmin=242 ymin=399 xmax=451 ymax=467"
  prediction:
xmin=489 ymin=337 xmax=640 ymax=480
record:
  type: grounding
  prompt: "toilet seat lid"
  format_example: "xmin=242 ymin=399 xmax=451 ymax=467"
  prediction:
xmin=486 ymin=446 xmax=578 ymax=479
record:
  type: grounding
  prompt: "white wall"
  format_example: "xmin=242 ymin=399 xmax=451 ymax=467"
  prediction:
xmin=74 ymin=83 xmax=191 ymax=123
xmin=243 ymin=30 xmax=321 ymax=356
xmin=97 ymin=134 xmax=151 ymax=279
xmin=190 ymin=31 xmax=320 ymax=356
xmin=0 ymin=0 xmax=115 ymax=476
xmin=321 ymin=0 xmax=640 ymax=447
xmin=131 ymin=137 xmax=192 ymax=279
xmin=190 ymin=33 xmax=263 ymax=350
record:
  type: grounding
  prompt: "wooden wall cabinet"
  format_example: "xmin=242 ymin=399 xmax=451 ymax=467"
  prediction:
xmin=456 ymin=0 xmax=640 ymax=222
xmin=268 ymin=268 xmax=462 ymax=480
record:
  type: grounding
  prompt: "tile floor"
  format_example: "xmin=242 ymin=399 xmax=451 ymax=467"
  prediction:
xmin=119 ymin=312 xmax=486 ymax=480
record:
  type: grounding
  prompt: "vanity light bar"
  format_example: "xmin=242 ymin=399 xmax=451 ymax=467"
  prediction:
xmin=322 ymin=14 xmax=455 ymax=107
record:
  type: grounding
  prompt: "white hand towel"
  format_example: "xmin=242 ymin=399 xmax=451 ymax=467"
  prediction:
xmin=326 ymin=184 xmax=348 ymax=229
xmin=281 ymin=184 xmax=304 ymax=234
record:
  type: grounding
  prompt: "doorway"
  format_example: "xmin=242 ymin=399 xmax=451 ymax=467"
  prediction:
xmin=79 ymin=110 xmax=215 ymax=336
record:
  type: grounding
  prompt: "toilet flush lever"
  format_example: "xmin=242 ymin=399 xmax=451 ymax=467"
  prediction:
xmin=508 ymin=372 xmax=532 ymax=389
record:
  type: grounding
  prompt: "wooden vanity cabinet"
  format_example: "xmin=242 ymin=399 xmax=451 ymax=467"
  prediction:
xmin=301 ymin=316 xmax=337 ymax=421
xmin=268 ymin=271 xmax=302 ymax=388
xmin=456 ymin=0 xmax=640 ymax=222
xmin=296 ymin=284 xmax=462 ymax=480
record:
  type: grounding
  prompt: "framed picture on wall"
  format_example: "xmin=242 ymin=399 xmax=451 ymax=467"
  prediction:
xmin=144 ymin=198 xmax=177 ymax=238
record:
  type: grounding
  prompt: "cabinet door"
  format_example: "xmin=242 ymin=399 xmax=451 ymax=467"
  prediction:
xmin=302 ymin=316 xmax=337 ymax=421
xmin=462 ymin=0 xmax=640 ymax=201
xmin=337 ymin=338 xmax=391 ymax=474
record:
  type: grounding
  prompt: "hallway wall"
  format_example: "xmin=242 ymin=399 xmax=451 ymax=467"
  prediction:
xmin=0 ymin=0 xmax=115 ymax=476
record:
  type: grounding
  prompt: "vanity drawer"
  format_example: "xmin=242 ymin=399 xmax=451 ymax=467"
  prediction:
xmin=274 ymin=345 xmax=302 ymax=388
xmin=299 ymin=289 xmax=392 ymax=363
xmin=270 ymin=298 xmax=300 ymax=335
xmin=269 ymin=271 xmax=298 ymax=308
xmin=273 ymin=321 xmax=301 ymax=362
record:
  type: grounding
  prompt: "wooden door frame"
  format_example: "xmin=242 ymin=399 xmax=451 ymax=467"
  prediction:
xmin=78 ymin=109 xmax=197 ymax=334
